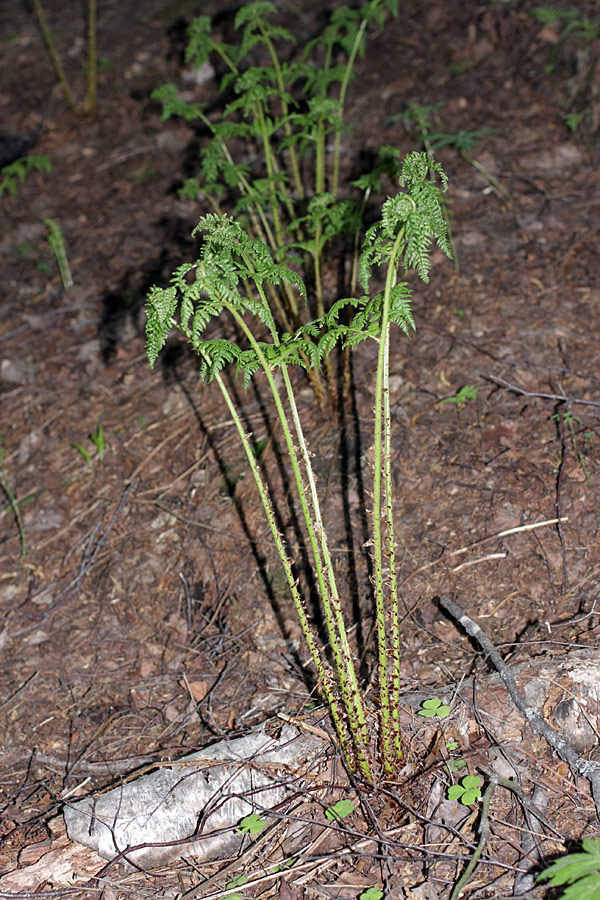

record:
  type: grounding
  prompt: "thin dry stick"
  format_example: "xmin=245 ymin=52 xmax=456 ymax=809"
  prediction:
xmin=439 ymin=595 xmax=600 ymax=817
xmin=450 ymin=517 xmax=568 ymax=556
xmin=487 ymin=375 xmax=600 ymax=408
xmin=450 ymin=552 xmax=506 ymax=572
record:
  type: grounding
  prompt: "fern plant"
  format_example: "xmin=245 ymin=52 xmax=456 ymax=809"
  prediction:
xmin=145 ymin=151 xmax=450 ymax=779
xmin=538 ymin=839 xmax=600 ymax=900
xmin=152 ymin=0 xmax=400 ymax=402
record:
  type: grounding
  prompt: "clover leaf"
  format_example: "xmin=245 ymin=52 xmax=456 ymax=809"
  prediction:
xmin=237 ymin=813 xmax=267 ymax=834
xmin=418 ymin=697 xmax=451 ymax=718
xmin=447 ymin=775 xmax=482 ymax=806
xmin=325 ymin=798 xmax=355 ymax=821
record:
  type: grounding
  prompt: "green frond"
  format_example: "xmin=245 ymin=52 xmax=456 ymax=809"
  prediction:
xmin=151 ymin=84 xmax=204 ymax=122
xmin=241 ymin=295 xmax=277 ymax=333
xmin=234 ymin=1 xmax=278 ymax=30
xmin=145 ymin=285 xmax=178 ymax=367
xmin=388 ymin=283 xmax=414 ymax=335
xmin=191 ymin=297 xmax=225 ymax=342
xmin=326 ymin=296 xmax=363 ymax=326
xmin=196 ymin=338 xmax=241 ymax=382
xmin=236 ymin=348 xmax=264 ymax=388
xmin=184 ymin=16 xmax=213 ymax=69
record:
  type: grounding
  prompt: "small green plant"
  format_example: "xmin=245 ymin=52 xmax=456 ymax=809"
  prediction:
xmin=447 ymin=774 xmax=482 ymax=806
xmin=530 ymin=7 xmax=598 ymax=43
xmin=563 ymin=111 xmax=586 ymax=132
xmin=440 ymin=384 xmax=478 ymax=406
xmin=0 ymin=156 xmax=51 ymax=198
xmin=237 ymin=813 xmax=267 ymax=834
xmin=530 ymin=6 xmax=599 ymax=132
xmin=145 ymin=151 xmax=451 ymax=780
xmin=73 ymin=425 xmax=106 ymax=464
xmin=219 ymin=874 xmax=247 ymax=900
xmin=44 ymin=218 xmax=73 ymax=289
xmin=418 ymin=697 xmax=451 ymax=718
xmin=360 ymin=890 xmax=384 ymax=900
xmin=538 ymin=838 xmax=600 ymax=900
xmin=393 ymin=102 xmax=511 ymax=204
xmin=325 ymin=798 xmax=355 ymax=821
xmin=32 ymin=0 xmax=97 ymax=117
xmin=152 ymin=0 xmax=401 ymax=403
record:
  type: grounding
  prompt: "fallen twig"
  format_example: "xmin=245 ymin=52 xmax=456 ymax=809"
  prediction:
xmin=439 ymin=596 xmax=600 ymax=818
xmin=486 ymin=375 xmax=600 ymax=408
xmin=450 ymin=517 xmax=568 ymax=557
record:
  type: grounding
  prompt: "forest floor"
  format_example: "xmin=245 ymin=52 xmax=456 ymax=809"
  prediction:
xmin=1 ymin=0 xmax=600 ymax=897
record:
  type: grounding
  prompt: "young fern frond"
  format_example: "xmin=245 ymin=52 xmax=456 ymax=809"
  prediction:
xmin=147 ymin=86 xmax=449 ymax=776
xmin=145 ymin=285 xmax=178 ymax=367
xmin=151 ymin=0 xmax=400 ymax=386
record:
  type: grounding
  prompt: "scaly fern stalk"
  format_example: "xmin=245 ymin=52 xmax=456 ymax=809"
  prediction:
xmin=383 ymin=327 xmax=402 ymax=761
xmin=205 ymin=361 xmax=359 ymax=774
xmin=227 ymin=245 xmax=371 ymax=773
xmin=359 ymin=152 xmax=450 ymax=772
xmin=370 ymin=226 xmax=406 ymax=773
xmin=145 ymin=152 xmax=450 ymax=779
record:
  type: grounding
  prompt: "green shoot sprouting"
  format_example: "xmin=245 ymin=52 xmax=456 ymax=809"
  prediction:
xmin=44 ymin=218 xmax=73 ymax=289
xmin=0 ymin=156 xmax=51 ymax=197
xmin=145 ymin=152 xmax=450 ymax=779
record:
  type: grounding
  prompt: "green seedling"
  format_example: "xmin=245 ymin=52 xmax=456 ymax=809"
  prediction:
xmin=538 ymin=838 xmax=600 ymax=900
xmin=440 ymin=385 xmax=478 ymax=407
xmin=325 ymin=798 xmax=355 ymax=821
xmin=219 ymin=874 xmax=247 ymax=900
xmin=530 ymin=7 xmax=598 ymax=132
xmin=446 ymin=758 xmax=467 ymax=774
xmin=73 ymin=425 xmax=106 ymax=464
xmin=44 ymin=218 xmax=73 ymax=289
xmin=531 ymin=7 xmax=598 ymax=41
xmin=237 ymin=813 xmax=267 ymax=835
xmin=0 ymin=156 xmax=51 ymax=197
xmin=418 ymin=697 xmax=451 ymax=718
xmin=447 ymin=774 xmax=482 ymax=806
xmin=0 ymin=442 xmax=26 ymax=562
xmin=89 ymin=425 xmax=105 ymax=457
xmin=360 ymin=890 xmax=384 ymax=900
xmin=31 ymin=0 xmax=97 ymax=117
xmin=146 ymin=148 xmax=450 ymax=780
xmin=393 ymin=102 xmax=511 ymax=204
xmin=446 ymin=740 xmax=458 ymax=751
xmin=564 ymin=112 xmax=586 ymax=132
xmin=132 ymin=166 xmax=156 ymax=183
xmin=73 ymin=443 xmax=92 ymax=465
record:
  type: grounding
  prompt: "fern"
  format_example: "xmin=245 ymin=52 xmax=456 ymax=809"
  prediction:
xmin=0 ymin=155 xmax=51 ymax=197
xmin=146 ymin=118 xmax=448 ymax=782
xmin=145 ymin=285 xmax=178 ymax=367
xmin=150 ymin=0 xmax=401 ymax=373
xmin=538 ymin=839 xmax=600 ymax=900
